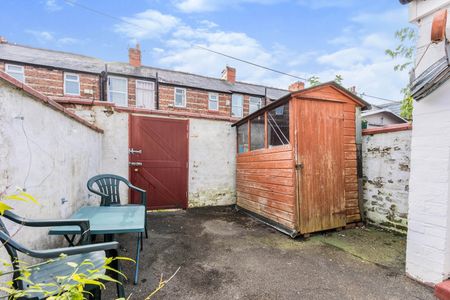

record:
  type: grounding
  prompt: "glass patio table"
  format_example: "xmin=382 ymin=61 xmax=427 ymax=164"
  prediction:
xmin=49 ymin=205 xmax=146 ymax=285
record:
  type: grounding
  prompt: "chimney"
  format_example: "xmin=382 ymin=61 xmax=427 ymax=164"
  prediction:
xmin=348 ymin=86 xmax=357 ymax=94
xmin=221 ymin=66 xmax=236 ymax=84
xmin=0 ymin=36 xmax=7 ymax=44
xmin=129 ymin=43 xmax=141 ymax=67
xmin=288 ymin=81 xmax=305 ymax=92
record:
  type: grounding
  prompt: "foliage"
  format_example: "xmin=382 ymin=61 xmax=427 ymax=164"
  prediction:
xmin=307 ymin=74 xmax=344 ymax=87
xmin=385 ymin=27 xmax=416 ymax=120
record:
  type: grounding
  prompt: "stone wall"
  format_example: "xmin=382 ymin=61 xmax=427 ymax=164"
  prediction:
xmin=362 ymin=126 xmax=411 ymax=233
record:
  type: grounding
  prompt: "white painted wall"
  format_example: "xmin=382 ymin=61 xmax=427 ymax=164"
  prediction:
xmin=0 ymin=81 xmax=102 ymax=261
xmin=188 ymin=118 xmax=236 ymax=207
xmin=362 ymin=130 xmax=411 ymax=233
xmin=406 ymin=1 xmax=450 ymax=285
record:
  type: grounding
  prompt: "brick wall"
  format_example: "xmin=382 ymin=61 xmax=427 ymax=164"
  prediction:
xmin=0 ymin=61 xmax=100 ymax=99
xmin=0 ymin=61 xmax=266 ymax=118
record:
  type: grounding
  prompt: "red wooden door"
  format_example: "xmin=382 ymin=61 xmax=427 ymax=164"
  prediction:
xmin=296 ymin=100 xmax=346 ymax=233
xmin=129 ymin=116 xmax=189 ymax=210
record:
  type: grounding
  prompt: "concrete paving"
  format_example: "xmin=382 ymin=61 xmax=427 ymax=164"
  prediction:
xmin=104 ymin=206 xmax=433 ymax=299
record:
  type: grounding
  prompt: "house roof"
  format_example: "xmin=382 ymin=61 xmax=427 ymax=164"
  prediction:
xmin=232 ymin=81 xmax=371 ymax=127
xmin=361 ymin=108 xmax=408 ymax=123
xmin=376 ymin=102 xmax=402 ymax=116
xmin=0 ymin=43 xmax=289 ymax=100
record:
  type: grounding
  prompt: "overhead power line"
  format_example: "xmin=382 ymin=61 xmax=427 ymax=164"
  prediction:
xmin=63 ymin=0 xmax=399 ymax=104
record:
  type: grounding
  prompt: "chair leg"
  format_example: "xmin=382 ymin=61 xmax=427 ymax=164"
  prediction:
xmin=145 ymin=224 xmax=149 ymax=239
xmin=134 ymin=233 xmax=141 ymax=285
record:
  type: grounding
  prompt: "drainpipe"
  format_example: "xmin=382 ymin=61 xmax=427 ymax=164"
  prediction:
xmin=100 ymin=64 xmax=108 ymax=102
xmin=155 ymin=72 xmax=160 ymax=110
xmin=355 ymin=106 xmax=365 ymax=224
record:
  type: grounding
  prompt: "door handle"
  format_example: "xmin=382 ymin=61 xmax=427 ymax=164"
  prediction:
xmin=129 ymin=148 xmax=142 ymax=155
xmin=129 ymin=162 xmax=143 ymax=166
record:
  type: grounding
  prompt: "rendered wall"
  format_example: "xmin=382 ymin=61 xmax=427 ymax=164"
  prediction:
xmin=188 ymin=118 xmax=236 ymax=207
xmin=0 ymin=80 xmax=102 ymax=258
xmin=362 ymin=129 xmax=411 ymax=233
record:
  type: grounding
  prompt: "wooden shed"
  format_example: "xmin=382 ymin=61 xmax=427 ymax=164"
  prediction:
xmin=232 ymin=82 xmax=370 ymax=237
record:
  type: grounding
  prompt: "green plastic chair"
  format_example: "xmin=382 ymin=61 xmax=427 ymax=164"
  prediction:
xmin=0 ymin=210 xmax=125 ymax=299
xmin=87 ymin=174 xmax=148 ymax=239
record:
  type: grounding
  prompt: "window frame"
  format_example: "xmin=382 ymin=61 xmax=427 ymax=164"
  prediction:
xmin=5 ymin=64 xmax=25 ymax=83
xmin=63 ymin=72 xmax=80 ymax=96
xmin=107 ymin=75 xmax=128 ymax=107
xmin=208 ymin=92 xmax=219 ymax=111
xmin=174 ymin=87 xmax=187 ymax=108
xmin=135 ymin=79 xmax=155 ymax=109
xmin=231 ymin=93 xmax=244 ymax=118
xmin=249 ymin=96 xmax=262 ymax=114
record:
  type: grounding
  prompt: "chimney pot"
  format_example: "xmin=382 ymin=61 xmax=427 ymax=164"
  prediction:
xmin=0 ymin=36 xmax=7 ymax=44
xmin=348 ymin=86 xmax=357 ymax=94
xmin=129 ymin=43 xmax=141 ymax=67
xmin=288 ymin=81 xmax=305 ymax=92
xmin=221 ymin=66 xmax=236 ymax=84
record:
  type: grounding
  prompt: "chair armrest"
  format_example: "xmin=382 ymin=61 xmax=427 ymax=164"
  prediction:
xmin=128 ymin=184 xmax=147 ymax=207
xmin=3 ymin=211 xmax=91 ymax=244
xmin=25 ymin=242 xmax=120 ymax=259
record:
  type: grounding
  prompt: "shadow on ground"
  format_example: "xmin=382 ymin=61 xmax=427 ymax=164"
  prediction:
xmin=104 ymin=206 xmax=432 ymax=300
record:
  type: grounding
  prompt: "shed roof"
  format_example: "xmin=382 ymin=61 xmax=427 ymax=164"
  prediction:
xmin=232 ymin=81 xmax=371 ymax=127
xmin=0 ymin=43 xmax=289 ymax=100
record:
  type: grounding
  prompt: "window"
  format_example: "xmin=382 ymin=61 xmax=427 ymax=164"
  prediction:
xmin=208 ymin=92 xmax=219 ymax=111
xmin=108 ymin=76 xmax=128 ymax=106
xmin=250 ymin=115 xmax=265 ymax=151
xmin=64 ymin=73 xmax=80 ymax=95
xmin=174 ymin=87 xmax=186 ymax=107
xmin=268 ymin=103 xmax=290 ymax=147
xmin=249 ymin=97 xmax=262 ymax=114
xmin=232 ymin=94 xmax=243 ymax=117
xmin=237 ymin=122 xmax=249 ymax=153
xmin=5 ymin=64 xmax=24 ymax=82
xmin=136 ymin=80 xmax=155 ymax=109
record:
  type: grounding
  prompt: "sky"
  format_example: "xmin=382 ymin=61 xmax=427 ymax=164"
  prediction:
xmin=1 ymin=0 xmax=412 ymax=105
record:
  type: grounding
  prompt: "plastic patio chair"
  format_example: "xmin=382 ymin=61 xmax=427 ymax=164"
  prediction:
xmin=0 ymin=210 xmax=125 ymax=299
xmin=87 ymin=174 xmax=148 ymax=239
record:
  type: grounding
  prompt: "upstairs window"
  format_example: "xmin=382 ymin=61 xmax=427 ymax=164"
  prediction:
xmin=108 ymin=76 xmax=128 ymax=106
xmin=232 ymin=94 xmax=243 ymax=117
xmin=249 ymin=96 xmax=262 ymax=114
xmin=136 ymin=80 xmax=155 ymax=109
xmin=208 ymin=92 xmax=219 ymax=111
xmin=5 ymin=64 xmax=24 ymax=82
xmin=64 ymin=73 xmax=80 ymax=96
xmin=237 ymin=122 xmax=249 ymax=153
xmin=174 ymin=87 xmax=186 ymax=107
xmin=268 ymin=103 xmax=290 ymax=147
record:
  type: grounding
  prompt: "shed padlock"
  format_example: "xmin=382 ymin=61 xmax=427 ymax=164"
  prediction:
xmin=295 ymin=163 xmax=304 ymax=170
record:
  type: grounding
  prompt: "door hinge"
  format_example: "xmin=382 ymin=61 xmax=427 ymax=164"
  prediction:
xmin=129 ymin=148 xmax=142 ymax=155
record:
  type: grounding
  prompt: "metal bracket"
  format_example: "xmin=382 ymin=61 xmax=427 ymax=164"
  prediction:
xmin=295 ymin=163 xmax=304 ymax=170
xmin=129 ymin=148 xmax=142 ymax=155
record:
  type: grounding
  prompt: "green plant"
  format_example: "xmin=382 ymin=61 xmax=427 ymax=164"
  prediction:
xmin=385 ymin=27 xmax=416 ymax=121
xmin=307 ymin=74 xmax=343 ymax=87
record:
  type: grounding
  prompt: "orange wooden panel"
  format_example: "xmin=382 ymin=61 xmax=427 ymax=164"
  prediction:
xmin=237 ymin=160 xmax=294 ymax=169
xmin=237 ymin=168 xmax=294 ymax=178
xmin=237 ymin=149 xmax=293 ymax=163
xmin=347 ymin=214 xmax=361 ymax=222
xmin=237 ymin=185 xmax=296 ymax=204
xmin=238 ymin=200 xmax=296 ymax=229
xmin=237 ymin=173 xmax=294 ymax=187
xmin=237 ymin=192 xmax=295 ymax=214
xmin=296 ymin=100 xmax=346 ymax=234
xmin=237 ymin=180 xmax=295 ymax=195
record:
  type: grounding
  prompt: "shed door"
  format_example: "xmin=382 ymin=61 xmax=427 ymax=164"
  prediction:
xmin=296 ymin=100 xmax=346 ymax=233
xmin=129 ymin=115 xmax=189 ymax=210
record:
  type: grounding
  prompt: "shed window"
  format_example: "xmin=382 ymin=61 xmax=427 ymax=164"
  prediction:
xmin=64 ymin=73 xmax=80 ymax=96
xmin=208 ymin=92 xmax=219 ymax=110
xmin=268 ymin=103 xmax=289 ymax=147
xmin=5 ymin=64 xmax=25 ymax=82
xmin=174 ymin=87 xmax=186 ymax=107
xmin=249 ymin=97 xmax=262 ymax=114
xmin=136 ymin=80 xmax=155 ymax=109
xmin=237 ymin=122 xmax=249 ymax=153
xmin=108 ymin=76 xmax=128 ymax=106
xmin=232 ymin=94 xmax=243 ymax=117
xmin=250 ymin=115 xmax=265 ymax=151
